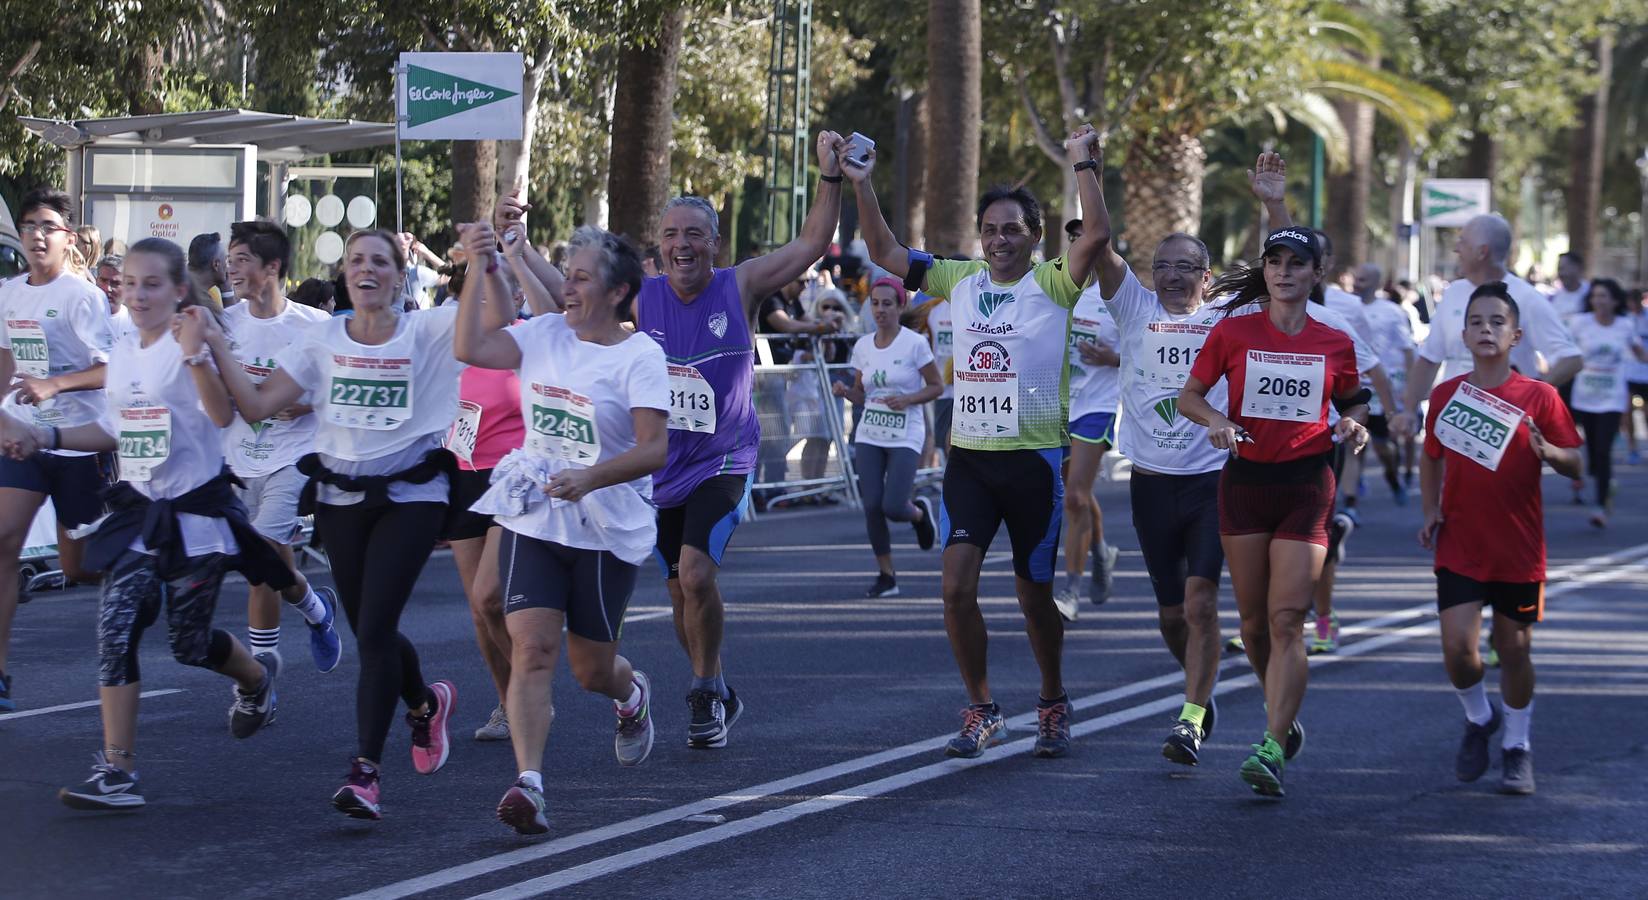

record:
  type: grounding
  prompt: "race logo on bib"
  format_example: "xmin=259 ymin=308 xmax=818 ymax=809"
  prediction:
xmin=708 ymin=311 xmax=728 ymax=339
xmin=966 ymin=340 xmax=1012 ymax=373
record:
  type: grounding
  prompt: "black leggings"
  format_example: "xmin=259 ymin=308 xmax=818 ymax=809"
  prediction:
xmin=315 ymin=500 xmax=446 ymax=763
xmin=1574 ymin=410 xmax=1622 ymax=507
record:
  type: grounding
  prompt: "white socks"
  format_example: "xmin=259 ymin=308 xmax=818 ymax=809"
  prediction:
xmin=518 ymin=769 xmax=543 ymax=791
xmin=1455 ymin=680 xmax=1493 ymax=726
xmin=616 ymin=682 xmax=642 ymax=715
xmin=1502 ymin=700 xmax=1533 ymax=751
xmin=287 ymin=587 xmax=328 ymax=625
xmin=248 ymin=627 xmax=280 ymax=656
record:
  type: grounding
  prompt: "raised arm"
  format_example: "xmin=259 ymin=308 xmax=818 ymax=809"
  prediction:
xmin=1063 ymin=124 xmax=1106 ymax=291
xmin=201 ymin=314 xmax=306 ymax=423
xmin=1248 ymin=151 xmax=1292 ymax=230
xmin=175 ymin=308 xmax=234 ymax=427
xmin=454 ymin=223 xmax=525 ymax=370
xmin=842 ymin=147 xmax=908 ymax=280
xmin=1077 ymin=138 xmax=1128 ymax=298
xmin=737 ymin=131 xmax=847 ymax=303
xmin=494 ymin=189 xmax=568 ymax=310
xmin=502 ymin=222 xmax=563 ymax=315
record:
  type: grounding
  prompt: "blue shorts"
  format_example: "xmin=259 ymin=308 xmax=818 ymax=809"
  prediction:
xmin=1069 ymin=412 xmax=1117 ymax=446
xmin=653 ymin=473 xmax=751 ymax=579
xmin=0 ymin=451 xmax=115 ymax=528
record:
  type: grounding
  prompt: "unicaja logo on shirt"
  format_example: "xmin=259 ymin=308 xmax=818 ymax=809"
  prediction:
xmin=977 ymin=291 xmax=1014 ymax=319
xmin=1154 ymin=396 xmax=1178 ymax=425
xmin=708 ymin=311 xmax=728 ymax=339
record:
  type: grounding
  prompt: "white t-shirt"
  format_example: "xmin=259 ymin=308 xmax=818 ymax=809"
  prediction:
xmin=1548 ymin=281 xmax=1588 ymax=324
xmin=928 ymin=299 xmax=954 ymax=400
xmin=1324 ymin=286 xmax=1374 ymax=348
xmin=0 ymin=271 xmax=115 ymax=433
xmin=848 ymin=327 xmax=935 ymax=453
xmin=1360 ymin=296 xmax=1415 ymax=415
xmin=276 ymin=305 xmax=464 ymax=505
xmin=1568 ymin=316 xmax=1640 ymax=414
xmin=1419 ymin=274 xmax=1580 ymax=382
xmin=1068 ymin=284 xmax=1121 ymax=421
xmin=496 ymin=314 xmax=670 ymax=553
xmin=1104 ymin=269 xmax=1229 ymax=476
xmin=101 ymin=333 xmax=237 ymax=558
xmin=109 ymin=304 xmax=136 ymax=342
xmin=222 ymin=299 xmax=331 ymax=477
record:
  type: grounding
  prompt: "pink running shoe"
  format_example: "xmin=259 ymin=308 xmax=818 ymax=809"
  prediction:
xmin=331 ymin=758 xmax=382 ymax=820
xmin=408 ymin=680 xmax=455 ymax=775
xmin=496 ymin=780 xmax=550 ymax=835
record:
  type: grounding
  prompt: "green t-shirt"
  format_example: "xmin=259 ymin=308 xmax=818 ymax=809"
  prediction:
xmin=924 ymin=258 xmax=1082 ymax=451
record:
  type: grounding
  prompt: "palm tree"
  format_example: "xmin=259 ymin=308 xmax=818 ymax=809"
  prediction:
xmin=1565 ymin=33 xmax=1613 ymax=268
xmin=923 ymin=0 xmax=981 ymax=255
xmin=608 ymin=7 xmax=687 ymax=244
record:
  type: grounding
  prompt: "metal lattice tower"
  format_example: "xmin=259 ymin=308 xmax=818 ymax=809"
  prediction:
xmin=761 ymin=0 xmax=812 ymax=250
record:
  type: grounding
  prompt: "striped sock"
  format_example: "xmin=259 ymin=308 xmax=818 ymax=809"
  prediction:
xmin=248 ymin=627 xmax=280 ymax=656
xmin=286 ymin=588 xmax=327 ymax=625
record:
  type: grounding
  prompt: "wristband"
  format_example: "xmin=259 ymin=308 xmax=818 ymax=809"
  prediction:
xmin=183 ymin=348 xmax=212 ymax=367
xmin=1072 ymin=159 xmax=1098 ymax=173
xmin=820 ymin=173 xmax=843 ymax=184
xmin=1332 ymin=387 xmax=1372 ymax=413
xmin=903 ymin=248 xmax=934 ymax=293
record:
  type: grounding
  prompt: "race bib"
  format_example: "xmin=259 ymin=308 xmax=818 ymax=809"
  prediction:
xmin=526 ymin=382 xmax=601 ymax=463
xmin=445 ymin=400 xmax=482 ymax=464
xmin=326 ymin=354 xmax=413 ymax=430
xmin=858 ymin=398 xmax=909 ymax=444
xmin=1241 ymin=351 xmax=1324 ymax=422
xmin=1572 ymin=368 xmax=1617 ymax=411
xmin=666 ymin=364 xmax=716 ymax=433
xmin=1141 ymin=322 xmax=1210 ymax=391
xmin=934 ymin=325 xmax=953 ymax=361
xmin=1068 ymin=319 xmax=1100 ymax=366
xmin=6 ymin=319 xmax=49 ymax=378
xmin=1434 ymin=380 xmax=1523 ymax=471
xmin=954 ymin=371 xmax=1019 ymax=438
xmin=117 ymin=406 xmax=171 ymax=482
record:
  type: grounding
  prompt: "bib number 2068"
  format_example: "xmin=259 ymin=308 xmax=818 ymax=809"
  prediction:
xmin=1255 ymin=375 xmax=1312 ymax=398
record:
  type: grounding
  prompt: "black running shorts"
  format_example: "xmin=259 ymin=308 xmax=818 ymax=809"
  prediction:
xmin=1436 ymin=568 xmax=1543 ymax=625
xmin=938 ymin=446 xmax=1063 ymax=583
xmin=1129 ymin=469 xmax=1223 ymax=606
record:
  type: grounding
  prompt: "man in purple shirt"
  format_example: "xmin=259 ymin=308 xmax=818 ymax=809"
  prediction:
xmin=634 ymin=130 xmax=847 ymax=748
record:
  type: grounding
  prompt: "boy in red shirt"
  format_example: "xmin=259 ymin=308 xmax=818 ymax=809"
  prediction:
xmin=1419 ymin=281 xmax=1581 ymax=795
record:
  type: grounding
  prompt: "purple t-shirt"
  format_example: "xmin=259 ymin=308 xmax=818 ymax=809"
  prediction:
xmin=636 ymin=268 xmax=758 ymax=507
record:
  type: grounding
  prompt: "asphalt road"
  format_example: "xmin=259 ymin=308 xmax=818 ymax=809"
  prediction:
xmin=3 ymin=459 xmax=1646 ymax=899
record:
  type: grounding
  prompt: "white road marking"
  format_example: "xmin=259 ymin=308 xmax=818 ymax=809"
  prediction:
xmin=345 ymin=543 xmax=1648 ymax=900
xmin=0 ymin=689 xmax=185 ymax=722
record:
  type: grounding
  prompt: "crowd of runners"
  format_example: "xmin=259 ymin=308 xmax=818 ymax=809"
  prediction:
xmin=0 ymin=120 xmax=1633 ymax=826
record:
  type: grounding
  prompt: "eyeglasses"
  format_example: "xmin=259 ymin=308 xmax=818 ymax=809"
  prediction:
xmin=19 ymin=223 xmax=73 ymax=237
xmin=1152 ymin=262 xmax=1206 ymax=275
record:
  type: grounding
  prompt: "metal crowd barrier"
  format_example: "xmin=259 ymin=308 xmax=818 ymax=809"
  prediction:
xmin=751 ymin=333 xmax=862 ymax=511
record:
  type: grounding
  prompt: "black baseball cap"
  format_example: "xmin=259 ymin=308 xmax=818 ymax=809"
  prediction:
xmin=1263 ymin=227 xmax=1321 ymax=265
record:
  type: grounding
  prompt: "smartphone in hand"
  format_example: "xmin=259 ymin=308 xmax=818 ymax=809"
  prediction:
xmin=843 ymin=132 xmax=875 ymax=168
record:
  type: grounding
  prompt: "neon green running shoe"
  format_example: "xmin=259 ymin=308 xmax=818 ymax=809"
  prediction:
xmin=1240 ymin=733 xmax=1286 ymax=798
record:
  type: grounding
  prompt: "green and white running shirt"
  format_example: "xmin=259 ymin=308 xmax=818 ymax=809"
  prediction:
xmin=923 ymin=258 xmax=1082 ymax=451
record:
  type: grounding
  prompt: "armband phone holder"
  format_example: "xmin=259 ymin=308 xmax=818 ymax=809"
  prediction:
xmin=904 ymin=248 xmax=933 ymax=293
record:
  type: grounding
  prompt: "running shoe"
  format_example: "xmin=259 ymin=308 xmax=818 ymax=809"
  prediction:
xmin=1032 ymin=697 xmax=1072 ymax=758
xmin=1328 ymin=512 xmax=1356 ymax=565
xmin=1052 ymin=587 xmax=1080 ymax=623
xmin=864 ymin=573 xmax=899 ymax=598
xmin=1499 ymin=746 xmax=1535 ymax=795
xmin=229 ymin=654 xmax=278 ymax=738
xmin=331 ymin=757 xmax=381 ymax=820
xmin=686 ymin=686 xmax=743 ymax=749
xmin=1224 ymin=635 xmax=1246 ymax=654
xmin=474 ymin=704 xmax=510 ymax=742
xmin=1628 ymin=450 xmax=1643 ymax=466
xmin=1284 ymin=719 xmax=1305 ymax=761
xmin=912 ymin=496 xmax=937 ymax=551
xmin=1307 ymin=612 xmax=1340 ymax=655
xmin=408 ymin=680 xmax=455 ymax=774
xmin=944 ymin=702 xmax=1008 ymax=758
xmin=1090 ymin=542 xmax=1119 ymax=605
xmin=58 ymin=752 xmax=144 ymax=811
xmin=1162 ymin=720 xmax=1205 ymax=766
xmin=614 ymin=671 xmax=654 ymax=766
xmin=1240 ymin=737 xmax=1286 ymax=798
xmin=497 ymin=779 xmax=550 ymax=834
xmin=1589 ymin=507 xmax=1609 ymax=529
xmin=0 ymin=668 xmax=12 ymax=713
xmin=309 ymin=586 xmax=344 ymax=673
xmin=1455 ymin=705 xmax=1501 ymax=782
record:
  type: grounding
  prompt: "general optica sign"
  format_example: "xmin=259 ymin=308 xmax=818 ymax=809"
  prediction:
xmin=396 ymin=52 xmax=524 ymax=141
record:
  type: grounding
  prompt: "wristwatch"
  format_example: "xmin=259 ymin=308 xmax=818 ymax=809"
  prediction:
xmin=1072 ymin=159 xmax=1098 ymax=173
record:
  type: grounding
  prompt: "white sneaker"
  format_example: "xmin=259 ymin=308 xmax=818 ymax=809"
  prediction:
xmin=474 ymin=704 xmax=510 ymax=741
xmin=1053 ymin=587 xmax=1080 ymax=622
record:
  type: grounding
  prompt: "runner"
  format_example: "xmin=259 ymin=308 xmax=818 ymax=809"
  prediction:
xmin=453 ymin=223 xmax=666 ymax=835
xmin=1349 ymin=263 xmax=1414 ymax=507
xmin=1392 ymin=215 xmax=1581 ymax=438
xmin=199 ymin=227 xmax=503 ymax=819
xmin=1565 ymin=278 xmax=1646 ymax=528
xmin=1053 ymin=216 xmax=1121 ymax=620
xmin=1179 ymin=226 xmax=1368 ymax=797
xmin=0 ymin=187 xmax=117 ymax=713
xmin=634 ymin=130 xmax=846 ymax=748
xmin=1546 ymin=251 xmax=1589 ymax=325
xmin=0 ymin=239 xmax=291 ymax=810
xmin=832 ymin=276 xmax=942 ymax=597
xmin=848 ymin=124 xmax=1106 ymax=759
xmin=1418 ymin=281 xmax=1582 ymax=795
xmin=1626 ymin=289 xmax=1648 ymax=465
xmin=221 ymin=221 xmax=342 ymax=676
